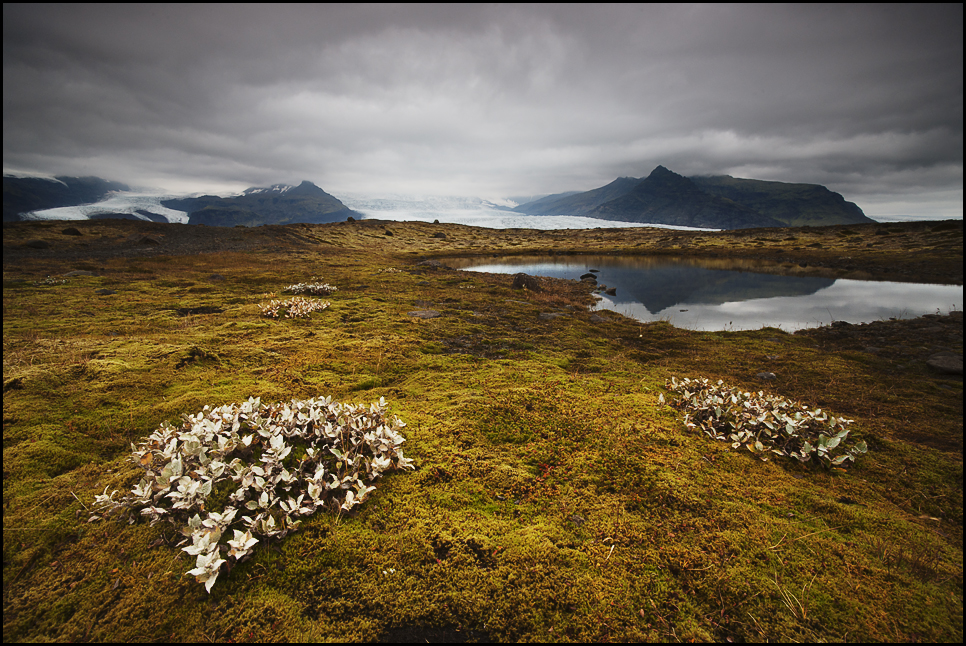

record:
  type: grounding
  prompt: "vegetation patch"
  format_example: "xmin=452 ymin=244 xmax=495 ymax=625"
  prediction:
xmin=92 ymin=396 xmax=413 ymax=592
xmin=665 ymin=376 xmax=868 ymax=467
xmin=259 ymin=296 xmax=331 ymax=318
xmin=283 ymin=281 xmax=338 ymax=296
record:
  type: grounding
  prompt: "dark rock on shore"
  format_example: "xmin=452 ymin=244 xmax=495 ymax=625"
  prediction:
xmin=927 ymin=353 xmax=963 ymax=375
xmin=511 ymin=273 xmax=541 ymax=291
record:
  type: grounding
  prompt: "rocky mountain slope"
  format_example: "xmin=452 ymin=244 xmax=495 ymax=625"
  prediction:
xmin=161 ymin=180 xmax=359 ymax=226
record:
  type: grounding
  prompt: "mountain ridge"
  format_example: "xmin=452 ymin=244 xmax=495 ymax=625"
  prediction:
xmin=162 ymin=180 xmax=359 ymax=226
xmin=513 ymin=166 xmax=873 ymax=229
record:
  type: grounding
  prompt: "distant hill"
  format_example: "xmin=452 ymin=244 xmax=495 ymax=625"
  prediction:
xmin=3 ymin=175 xmax=130 ymax=222
xmin=513 ymin=166 xmax=872 ymax=229
xmin=512 ymin=178 xmax=641 ymax=217
xmin=161 ymin=181 xmax=359 ymax=226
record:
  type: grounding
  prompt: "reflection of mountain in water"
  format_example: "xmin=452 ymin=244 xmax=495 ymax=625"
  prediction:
xmin=594 ymin=265 xmax=835 ymax=314
xmin=447 ymin=255 xmax=836 ymax=316
xmin=448 ymin=255 xmax=960 ymax=331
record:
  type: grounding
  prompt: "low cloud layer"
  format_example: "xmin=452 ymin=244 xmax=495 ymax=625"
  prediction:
xmin=3 ymin=5 xmax=962 ymax=218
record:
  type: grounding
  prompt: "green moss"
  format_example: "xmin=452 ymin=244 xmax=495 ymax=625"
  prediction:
xmin=2 ymin=221 xmax=962 ymax=642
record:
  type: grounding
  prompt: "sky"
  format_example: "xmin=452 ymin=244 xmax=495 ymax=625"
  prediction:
xmin=3 ymin=4 xmax=963 ymax=219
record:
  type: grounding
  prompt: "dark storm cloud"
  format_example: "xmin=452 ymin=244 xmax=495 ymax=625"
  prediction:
xmin=3 ymin=4 xmax=962 ymax=217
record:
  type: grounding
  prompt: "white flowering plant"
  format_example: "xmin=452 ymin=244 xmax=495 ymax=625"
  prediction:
xmin=259 ymin=296 xmax=330 ymax=318
xmin=284 ymin=282 xmax=338 ymax=296
xmin=91 ymin=396 xmax=413 ymax=592
xmin=662 ymin=377 xmax=867 ymax=468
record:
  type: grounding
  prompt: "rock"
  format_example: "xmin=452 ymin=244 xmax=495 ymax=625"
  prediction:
xmin=831 ymin=320 xmax=852 ymax=328
xmin=511 ymin=273 xmax=541 ymax=291
xmin=408 ymin=310 xmax=441 ymax=319
xmin=63 ymin=270 xmax=97 ymax=277
xmin=926 ymin=353 xmax=963 ymax=375
xmin=125 ymin=234 xmax=160 ymax=245
xmin=431 ymin=232 xmax=447 ymax=239
xmin=757 ymin=372 xmax=777 ymax=380
xmin=538 ymin=312 xmax=568 ymax=320
xmin=25 ymin=239 xmax=50 ymax=249
xmin=604 ymin=287 xmax=617 ymax=296
xmin=61 ymin=227 xmax=83 ymax=236
xmin=579 ymin=273 xmax=597 ymax=281
xmin=589 ymin=313 xmax=609 ymax=323
xmin=95 ymin=289 xmax=117 ymax=295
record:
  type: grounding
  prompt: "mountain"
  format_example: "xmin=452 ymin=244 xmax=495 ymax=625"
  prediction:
xmin=689 ymin=175 xmax=873 ymax=227
xmin=511 ymin=178 xmax=640 ymax=216
xmin=586 ymin=166 xmax=784 ymax=229
xmin=587 ymin=166 xmax=784 ymax=229
xmin=3 ymin=175 xmax=130 ymax=222
xmin=161 ymin=181 xmax=359 ymax=226
xmin=513 ymin=166 xmax=871 ymax=229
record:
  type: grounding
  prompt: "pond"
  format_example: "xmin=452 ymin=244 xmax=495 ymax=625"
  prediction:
xmin=448 ymin=255 xmax=963 ymax=331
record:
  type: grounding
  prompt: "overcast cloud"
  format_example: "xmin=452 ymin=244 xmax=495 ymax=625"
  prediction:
xmin=3 ymin=4 xmax=962 ymax=218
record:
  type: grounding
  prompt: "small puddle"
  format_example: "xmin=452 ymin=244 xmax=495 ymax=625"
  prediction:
xmin=448 ymin=255 xmax=963 ymax=331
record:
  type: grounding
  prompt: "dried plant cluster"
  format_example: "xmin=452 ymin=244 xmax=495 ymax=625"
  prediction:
xmin=283 ymin=282 xmax=338 ymax=296
xmin=91 ymin=396 xmax=413 ymax=592
xmin=32 ymin=276 xmax=68 ymax=286
xmin=259 ymin=296 xmax=330 ymax=318
xmin=663 ymin=377 xmax=868 ymax=467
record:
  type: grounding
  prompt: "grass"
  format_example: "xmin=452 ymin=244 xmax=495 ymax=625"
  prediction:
xmin=2 ymin=218 xmax=963 ymax=641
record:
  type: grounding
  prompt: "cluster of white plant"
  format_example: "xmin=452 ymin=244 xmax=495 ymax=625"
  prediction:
xmin=91 ymin=396 xmax=413 ymax=592
xmin=662 ymin=377 xmax=868 ymax=467
xmin=259 ymin=296 xmax=330 ymax=318
xmin=33 ymin=276 xmax=68 ymax=286
xmin=283 ymin=282 xmax=338 ymax=296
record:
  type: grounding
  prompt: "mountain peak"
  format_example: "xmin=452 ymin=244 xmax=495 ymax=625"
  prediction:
xmin=288 ymin=180 xmax=333 ymax=197
xmin=645 ymin=165 xmax=684 ymax=181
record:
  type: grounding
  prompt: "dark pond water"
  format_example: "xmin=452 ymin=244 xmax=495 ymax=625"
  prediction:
xmin=448 ymin=255 xmax=963 ymax=331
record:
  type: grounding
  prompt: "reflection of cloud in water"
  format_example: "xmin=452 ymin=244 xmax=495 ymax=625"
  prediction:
xmin=619 ymin=280 xmax=961 ymax=331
